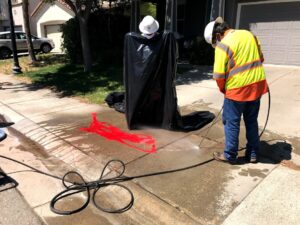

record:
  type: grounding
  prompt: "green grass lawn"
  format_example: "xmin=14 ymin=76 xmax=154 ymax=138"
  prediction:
xmin=0 ymin=54 xmax=124 ymax=104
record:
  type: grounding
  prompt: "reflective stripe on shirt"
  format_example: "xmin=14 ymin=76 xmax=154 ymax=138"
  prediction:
xmin=216 ymin=42 xmax=235 ymax=70
xmin=227 ymin=60 xmax=262 ymax=79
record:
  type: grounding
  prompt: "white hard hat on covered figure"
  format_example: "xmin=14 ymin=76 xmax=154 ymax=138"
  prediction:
xmin=139 ymin=15 xmax=159 ymax=35
xmin=204 ymin=17 xmax=224 ymax=46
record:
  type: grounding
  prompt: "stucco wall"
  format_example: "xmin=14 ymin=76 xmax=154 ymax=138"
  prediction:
xmin=29 ymin=0 xmax=41 ymax=34
xmin=34 ymin=3 xmax=74 ymax=37
xmin=29 ymin=0 xmax=41 ymax=15
xmin=12 ymin=4 xmax=24 ymax=29
xmin=0 ymin=1 xmax=9 ymax=20
xmin=1 ymin=0 xmax=41 ymax=34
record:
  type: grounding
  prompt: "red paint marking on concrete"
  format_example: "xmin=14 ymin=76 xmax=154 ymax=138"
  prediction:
xmin=80 ymin=113 xmax=156 ymax=153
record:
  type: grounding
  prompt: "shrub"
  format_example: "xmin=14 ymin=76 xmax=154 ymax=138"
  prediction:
xmin=61 ymin=7 xmax=213 ymax=66
xmin=61 ymin=18 xmax=81 ymax=63
xmin=61 ymin=8 xmax=130 ymax=65
xmin=180 ymin=36 xmax=215 ymax=66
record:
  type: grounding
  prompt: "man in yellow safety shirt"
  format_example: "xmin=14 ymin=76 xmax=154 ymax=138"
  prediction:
xmin=204 ymin=17 xmax=269 ymax=163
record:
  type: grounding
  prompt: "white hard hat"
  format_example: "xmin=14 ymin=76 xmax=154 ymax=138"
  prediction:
xmin=139 ymin=15 xmax=159 ymax=35
xmin=204 ymin=17 xmax=224 ymax=45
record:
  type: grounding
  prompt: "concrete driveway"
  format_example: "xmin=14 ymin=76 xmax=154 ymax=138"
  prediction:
xmin=176 ymin=64 xmax=300 ymax=138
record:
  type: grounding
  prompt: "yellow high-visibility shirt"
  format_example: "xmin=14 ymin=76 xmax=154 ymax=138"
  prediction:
xmin=213 ymin=29 xmax=268 ymax=101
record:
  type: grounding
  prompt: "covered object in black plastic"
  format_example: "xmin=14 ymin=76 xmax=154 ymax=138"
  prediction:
xmin=124 ymin=31 xmax=215 ymax=131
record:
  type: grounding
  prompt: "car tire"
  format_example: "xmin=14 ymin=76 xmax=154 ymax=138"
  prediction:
xmin=0 ymin=48 xmax=12 ymax=59
xmin=41 ymin=43 xmax=52 ymax=53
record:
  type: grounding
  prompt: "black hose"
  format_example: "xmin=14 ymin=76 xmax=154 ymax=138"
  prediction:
xmin=259 ymin=89 xmax=271 ymax=138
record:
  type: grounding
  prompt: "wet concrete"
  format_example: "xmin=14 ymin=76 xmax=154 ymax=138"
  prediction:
xmin=0 ymin=128 xmax=122 ymax=225
xmin=124 ymin=132 xmax=277 ymax=225
xmin=0 ymin=130 xmax=69 ymax=208
xmin=2 ymin=115 xmax=111 ymax=179
xmin=13 ymin=105 xmax=195 ymax=175
xmin=1 ymin=94 xmax=296 ymax=225
xmin=183 ymin=101 xmax=299 ymax=165
xmin=1 ymin=120 xmax=201 ymax=225
xmin=35 ymin=180 xmax=199 ymax=225
xmin=238 ymin=168 xmax=269 ymax=178
xmin=6 ymin=127 xmax=80 ymax=179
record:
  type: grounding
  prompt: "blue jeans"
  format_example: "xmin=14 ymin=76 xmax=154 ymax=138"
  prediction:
xmin=0 ymin=128 xmax=7 ymax=142
xmin=223 ymin=98 xmax=260 ymax=161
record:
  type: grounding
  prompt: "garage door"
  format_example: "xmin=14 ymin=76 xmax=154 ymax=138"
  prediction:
xmin=237 ymin=1 xmax=300 ymax=66
xmin=45 ymin=24 xmax=63 ymax=52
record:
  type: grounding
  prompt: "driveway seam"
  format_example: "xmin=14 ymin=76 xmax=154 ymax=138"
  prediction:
xmin=269 ymin=70 xmax=297 ymax=85
xmin=133 ymin=181 xmax=204 ymax=225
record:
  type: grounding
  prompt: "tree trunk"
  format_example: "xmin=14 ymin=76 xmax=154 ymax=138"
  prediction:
xmin=22 ymin=0 xmax=37 ymax=63
xmin=63 ymin=0 xmax=93 ymax=72
xmin=78 ymin=16 xmax=92 ymax=72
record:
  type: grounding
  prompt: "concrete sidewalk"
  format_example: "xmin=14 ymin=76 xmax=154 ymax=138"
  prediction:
xmin=0 ymin=65 xmax=299 ymax=225
xmin=0 ymin=168 xmax=43 ymax=225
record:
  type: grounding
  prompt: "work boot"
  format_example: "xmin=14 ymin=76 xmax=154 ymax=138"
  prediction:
xmin=245 ymin=155 xmax=258 ymax=163
xmin=213 ymin=152 xmax=237 ymax=164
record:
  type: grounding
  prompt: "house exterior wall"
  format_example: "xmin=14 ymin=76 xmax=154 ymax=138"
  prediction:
xmin=1 ymin=0 xmax=73 ymax=36
xmin=0 ymin=1 xmax=24 ymax=31
xmin=11 ymin=0 xmax=44 ymax=35
xmin=28 ymin=0 xmax=41 ymax=35
xmin=0 ymin=0 xmax=41 ymax=33
xmin=12 ymin=0 xmax=21 ymax=4
xmin=29 ymin=0 xmax=40 ymax=14
xmin=12 ymin=3 xmax=24 ymax=30
xmin=0 ymin=1 xmax=10 ymax=31
xmin=33 ymin=3 xmax=74 ymax=38
xmin=0 ymin=1 xmax=9 ymax=21
xmin=1 ymin=0 xmax=74 ymax=53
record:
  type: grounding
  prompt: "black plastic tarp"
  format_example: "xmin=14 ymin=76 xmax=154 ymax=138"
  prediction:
xmin=123 ymin=31 xmax=215 ymax=131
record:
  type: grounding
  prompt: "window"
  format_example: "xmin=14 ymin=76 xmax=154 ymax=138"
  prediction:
xmin=31 ymin=35 xmax=38 ymax=40
xmin=0 ymin=33 xmax=11 ymax=39
xmin=15 ymin=33 xmax=26 ymax=39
